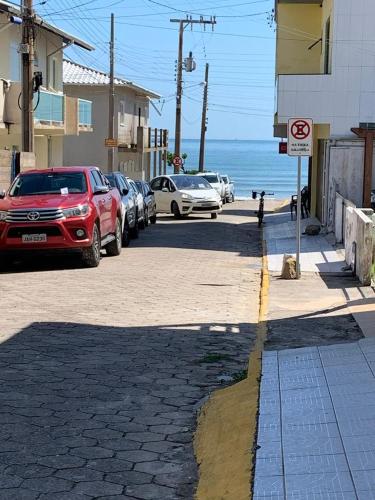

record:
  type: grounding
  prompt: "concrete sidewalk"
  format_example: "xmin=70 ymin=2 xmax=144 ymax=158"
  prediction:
xmin=264 ymin=210 xmax=347 ymax=274
xmin=253 ymin=206 xmax=375 ymax=499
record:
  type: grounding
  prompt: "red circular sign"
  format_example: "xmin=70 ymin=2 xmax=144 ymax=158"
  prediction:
xmin=173 ymin=156 xmax=183 ymax=166
xmin=291 ymin=120 xmax=311 ymax=140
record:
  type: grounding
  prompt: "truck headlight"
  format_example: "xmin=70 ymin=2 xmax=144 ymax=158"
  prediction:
xmin=62 ymin=204 xmax=89 ymax=218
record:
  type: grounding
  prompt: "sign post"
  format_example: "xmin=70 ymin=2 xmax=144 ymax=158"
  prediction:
xmin=287 ymin=118 xmax=313 ymax=279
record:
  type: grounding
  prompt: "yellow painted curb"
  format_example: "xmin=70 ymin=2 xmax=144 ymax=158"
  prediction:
xmin=194 ymin=239 xmax=270 ymax=500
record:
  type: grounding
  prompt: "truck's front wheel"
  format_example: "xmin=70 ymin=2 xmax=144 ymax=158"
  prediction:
xmin=82 ymin=224 xmax=101 ymax=267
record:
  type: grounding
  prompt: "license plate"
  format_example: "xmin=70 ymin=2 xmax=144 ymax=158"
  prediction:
xmin=22 ymin=234 xmax=47 ymax=243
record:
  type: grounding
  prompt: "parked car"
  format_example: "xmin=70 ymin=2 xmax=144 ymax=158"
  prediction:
xmin=0 ymin=166 xmax=123 ymax=267
xmin=126 ymin=177 xmax=146 ymax=230
xmin=150 ymin=174 xmax=222 ymax=219
xmin=135 ymin=180 xmax=157 ymax=225
xmin=105 ymin=172 xmax=138 ymax=245
xmin=196 ymin=172 xmax=226 ymax=202
xmin=221 ymin=174 xmax=235 ymax=203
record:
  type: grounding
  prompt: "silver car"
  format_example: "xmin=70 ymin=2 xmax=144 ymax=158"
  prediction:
xmin=126 ymin=178 xmax=146 ymax=230
xmin=221 ymin=174 xmax=235 ymax=203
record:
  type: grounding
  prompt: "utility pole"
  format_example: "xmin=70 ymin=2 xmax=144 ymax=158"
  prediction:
xmin=199 ymin=63 xmax=209 ymax=172
xmin=108 ymin=13 xmax=115 ymax=173
xmin=21 ymin=0 xmax=35 ymax=153
xmin=170 ymin=16 xmax=216 ymax=173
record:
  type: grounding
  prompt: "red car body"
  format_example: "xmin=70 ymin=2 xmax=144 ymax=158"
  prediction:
xmin=0 ymin=166 xmax=122 ymax=260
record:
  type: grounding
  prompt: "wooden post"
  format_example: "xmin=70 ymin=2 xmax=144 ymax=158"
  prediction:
xmin=351 ymin=128 xmax=374 ymax=208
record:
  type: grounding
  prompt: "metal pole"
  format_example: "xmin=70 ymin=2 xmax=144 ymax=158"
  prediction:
xmin=174 ymin=20 xmax=184 ymax=173
xmin=296 ymin=156 xmax=302 ymax=279
xmin=198 ymin=63 xmax=209 ymax=172
xmin=108 ymin=13 xmax=115 ymax=173
xmin=21 ymin=0 xmax=34 ymax=153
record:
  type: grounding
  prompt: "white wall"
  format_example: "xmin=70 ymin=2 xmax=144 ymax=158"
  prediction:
xmin=277 ymin=0 xmax=375 ymax=137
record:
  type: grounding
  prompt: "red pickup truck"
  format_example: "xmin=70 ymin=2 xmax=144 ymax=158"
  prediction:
xmin=0 ymin=166 xmax=123 ymax=267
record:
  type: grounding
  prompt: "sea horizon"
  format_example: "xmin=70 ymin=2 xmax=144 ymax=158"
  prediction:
xmin=167 ymin=138 xmax=308 ymax=200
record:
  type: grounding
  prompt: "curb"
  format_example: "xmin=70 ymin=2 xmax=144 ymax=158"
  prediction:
xmin=194 ymin=237 xmax=269 ymax=500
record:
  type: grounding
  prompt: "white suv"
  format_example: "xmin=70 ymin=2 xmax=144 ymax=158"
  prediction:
xmin=196 ymin=172 xmax=226 ymax=202
xmin=150 ymin=174 xmax=222 ymax=219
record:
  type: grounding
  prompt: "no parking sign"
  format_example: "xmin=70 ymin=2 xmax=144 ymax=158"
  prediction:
xmin=287 ymin=118 xmax=313 ymax=156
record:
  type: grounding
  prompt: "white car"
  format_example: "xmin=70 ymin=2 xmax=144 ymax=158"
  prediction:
xmin=150 ymin=174 xmax=222 ymax=219
xmin=196 ymin=172 xmax=226 ymax=202
xmin=221 ymin=174 xmax=235 ymax=203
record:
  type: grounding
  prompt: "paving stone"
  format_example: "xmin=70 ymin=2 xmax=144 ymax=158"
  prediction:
xmin=22 ymin=476 xmax=74 ymax=493
xmin=141 ymin=441 xmax=184 ymax=454
xmin=134 ymin=460 xmax=183 ymax=475
xmin=38 ymin=454 xmax=85 ymax=469
xmin=0 ymin=474 xmax=23 ymax=488
xmin=87 ymin=458 xmax=133 ymax=472
xmin=73 ymin=480 xmax=124 ymax=496
xmin=0 ymin=488 xmax=39 ymax=499
xmin=83 ymin=428 xmax=124 ymax=440
xmin=105 ymin=470 xmax=153 ymax=486
xmin=5 ymin=463 xmax=55 ymax=478
xmin=125 ymin=483 xmax=177 ymax=499
xmin=100 ymin=439 xmax=141 ymax=452
xmin=55 ymin=466 xmax=104 ymax=482
xmin=115 ymin=450 xmax=159 ymax=463
xmin=70 ymin=446 xmax=115 ymax=459
xmin=126 ymin=432 xmax=165 ymax=443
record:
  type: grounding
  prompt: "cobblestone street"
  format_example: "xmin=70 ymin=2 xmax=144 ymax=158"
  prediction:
xmin=0 ymin=202 xmax=261 ymax=499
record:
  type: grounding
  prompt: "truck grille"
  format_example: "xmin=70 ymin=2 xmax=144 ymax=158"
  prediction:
xmin=5 ymin=208 xmax=64 ymax=223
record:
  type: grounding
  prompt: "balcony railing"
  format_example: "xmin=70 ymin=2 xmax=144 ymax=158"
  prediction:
xmin=34 ymin=90 xmax=64 ymax=124
xmin=78 ymin=98 xmax=92 ymax=127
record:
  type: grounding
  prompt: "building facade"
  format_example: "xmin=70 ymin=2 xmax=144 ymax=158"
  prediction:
xmin=274 ymin=0 xmax=375 ymax=229
xmin=63 ymin=60 xmax=168 ymax=180
xmin=0 ymin=1 xmax=93 ymax=188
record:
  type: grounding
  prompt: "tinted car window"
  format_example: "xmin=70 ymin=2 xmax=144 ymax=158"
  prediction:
xmin=105 ymin=175 xmax=116 ymax=189
xmin=91 ymin=170 xmax=103 ymax=187
xmin=10 ymin=172 xmax=87 ymax=196
xmin=151 ymin=178 xmax=162 ymax=191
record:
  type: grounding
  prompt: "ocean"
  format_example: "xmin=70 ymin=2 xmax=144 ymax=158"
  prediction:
xmin=168 ymin=139 xmax=308 ymax=200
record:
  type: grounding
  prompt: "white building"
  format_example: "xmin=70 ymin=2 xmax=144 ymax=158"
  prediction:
xmin=274 ymin=0 xmax=375 ymax=229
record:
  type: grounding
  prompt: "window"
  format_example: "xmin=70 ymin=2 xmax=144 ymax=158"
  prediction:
xmin=90 ymin=170 xmax=103 ymax=189
xmin=119 ymin=100 xmax=126 ymax=126
xmin=324 ymin=17 xmax=331 ymax=74
xmin=151 ymin=178 xmax=162 ymax=191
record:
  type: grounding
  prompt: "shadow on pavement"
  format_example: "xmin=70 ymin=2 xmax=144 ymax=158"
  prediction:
xmin=0 ymin=319 xmax=255 ymax=499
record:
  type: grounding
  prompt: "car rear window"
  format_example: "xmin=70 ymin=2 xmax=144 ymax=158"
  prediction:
xmin=10 ymin=172 xmax=87 ymax=196
xmin=201 ymin=175 xmax=219 ymax=183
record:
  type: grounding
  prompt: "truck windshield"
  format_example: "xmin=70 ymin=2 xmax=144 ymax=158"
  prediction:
xmin=10 ymin=172 xmax=87 ymax=196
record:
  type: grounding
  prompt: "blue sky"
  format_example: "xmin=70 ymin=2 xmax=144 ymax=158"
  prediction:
xmin=37 ymin=0 xmax=276 ymax=140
